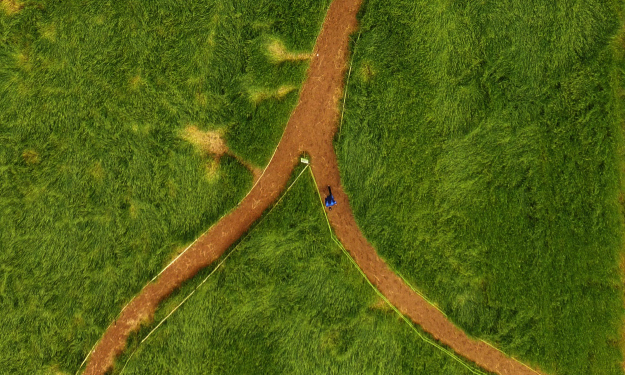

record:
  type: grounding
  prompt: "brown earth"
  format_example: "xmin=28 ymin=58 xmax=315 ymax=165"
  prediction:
xmin=83 ymin=1 xmax=546 ymax=374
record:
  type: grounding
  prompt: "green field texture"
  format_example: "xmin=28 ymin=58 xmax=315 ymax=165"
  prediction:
xmin=0 ymin=1 xmax=330 ymax=373
xmin=338 ymin=1 xmax=625 ymax=374
xmin=116 ymin=169 xmax=487 ymax=375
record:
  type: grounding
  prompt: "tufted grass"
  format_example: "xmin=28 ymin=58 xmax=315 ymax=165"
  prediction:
xmin=0 ymin=0 xmax=330 ymax=373
xmin=338 ymin=1 xmax=625 ymax=374
xmin=115 ymin=170 xmax=487 ymax=375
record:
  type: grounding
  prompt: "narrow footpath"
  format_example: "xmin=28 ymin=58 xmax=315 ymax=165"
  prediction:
xmin=84 ymin=1 xmax=545 ymax=374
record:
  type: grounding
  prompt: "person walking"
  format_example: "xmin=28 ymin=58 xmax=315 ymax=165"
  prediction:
xmin=325 ymin=186 xmax=337 ymax=210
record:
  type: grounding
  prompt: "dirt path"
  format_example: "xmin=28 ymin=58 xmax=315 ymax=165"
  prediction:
xmin=83 ymin=1 xmax=546 ymax=374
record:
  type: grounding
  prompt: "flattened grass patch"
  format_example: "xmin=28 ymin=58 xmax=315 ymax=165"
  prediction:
xmin=276 ymin=85 xmax=297 ymax=98
xmin=22 ymin=149 xmax=39 ymax=165
xmin=129 ymin=201 xmax=139 ymax=219
xmin=180 ymin=125 xmax=261 ymax=182
xmin=1 ymin=0 xmax=24 ymax=16
xmin=43 ymin=363 xmax=71 ymax=375
xmin=14 ymin=48 xmax=32 ymax=71
xmin=90 ymin=161 xmax=105 ymax=181
xmin=195 ymin=92 xmax=208 ymax=107
xmin=181 ymin=125 xmax=228 ymax=157
xmin=205 ymin=158 xmax=220 ymax=182
xmin=39 ymin=23 xmax=57 ymax=42
xmin=357 ymin=61 xmax=376 ymax=82
xmin=248 ymin=85 xmax=297 ymax=104
xmin=369 ymin=297 xmax=393 ymax=313
xmin=180 ymin=125 xmax=228 ymax=181
xmin=129 ymin=75 xmax=145 ymax=90
xmin=266 ymin=38 xmax=311 ymax=63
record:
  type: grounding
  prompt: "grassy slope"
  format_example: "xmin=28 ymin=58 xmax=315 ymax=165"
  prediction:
xmin=338 ymin=1 xmax=624 ymax=374
xmin=118 ymin=170 xmax=484 ymax=375
xmin=0 ymin=0 xmax=329 ymax=373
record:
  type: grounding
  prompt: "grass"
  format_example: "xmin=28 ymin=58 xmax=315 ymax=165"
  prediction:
xmin=337 ymin=1 xmax=625 ymax=374
xmin=114 ymin=170 xmax=487 ymax=375
xmin=0 ymin=1 xmax=330 ymax=373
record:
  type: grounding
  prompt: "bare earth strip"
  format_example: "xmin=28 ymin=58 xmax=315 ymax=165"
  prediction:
xmin=83 ymin=1 xmax=546 ymax=374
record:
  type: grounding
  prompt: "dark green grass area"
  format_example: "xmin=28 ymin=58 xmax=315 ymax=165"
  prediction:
xmin=338 ymin=1 xmax=625 ymax=374
xmin=0 ymin=1 xmax=329 ymax=373
xmin=118 ymin=171 xmax=485 ymax=375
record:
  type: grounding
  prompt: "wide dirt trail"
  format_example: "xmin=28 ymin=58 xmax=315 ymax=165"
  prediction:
xmin=84 ymin=1 xmax=545 ymax=374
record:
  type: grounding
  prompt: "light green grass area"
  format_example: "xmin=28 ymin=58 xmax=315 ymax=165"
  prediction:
xmin=0 ymin=1 xmax=330 ymax=373
xmin=338 ymin=1 xmax=625 ymax=374
xmin=117 ymin=169 xmax=486 ymax=375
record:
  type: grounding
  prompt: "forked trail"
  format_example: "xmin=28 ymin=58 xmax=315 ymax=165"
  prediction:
xmin=84 ymin=1 xmax=546 ymax=374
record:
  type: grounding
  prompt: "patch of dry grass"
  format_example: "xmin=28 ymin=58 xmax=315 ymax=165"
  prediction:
xmin=90 ymin=161 xmax=105 ymax=181
xmin=43 ymin=363 xmax=71 ymax=375
xmin=1 ymin=0 xmax=24 ymax=16
xmin=369 ymin=297 xmax=393 ymax=313
xmin=22 ymin=149 xmax=39 ymax=165
xmin=129 ymin=75 xmax=144 ymax=90
xmin=266 ymin=39 xmax=311 ymax=63
xmin=248 ymin=85 xmax=297 ymax=104
xmin=205 ymin=158 xmax=220 ymax=182
xmin=40 ymin=23 xmax=57 ymax=42
xmin=276 ymin=85 xmax=297 ymax=98
xmin=180 ymin=125 xmax=228 ymax=157
xmin=195 ymin=92 xmax=208 ymax=107
xmin=14 ymin=48 xmax=32 ymax=72
xmin=129 ymin=201 xmax=138 ymax=219
xmin=180 ymin=125 xmax=262 ymax=182
xmin=358 ymin=62 xmax=376 ymax=82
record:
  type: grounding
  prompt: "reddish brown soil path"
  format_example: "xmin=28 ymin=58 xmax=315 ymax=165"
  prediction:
xmin=83 ymin=1 xmax=546 ymax=374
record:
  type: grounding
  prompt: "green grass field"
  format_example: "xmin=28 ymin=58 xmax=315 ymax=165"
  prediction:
xmin=0 ymin=1 xmax=329 ymax=373
xmin=115 ymin=169 xmax=487 ymax=375
xmin=4 ymin=0 xmax=625 ymax=374
xmin=338 ymin=1 xmax=625 ymax=374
